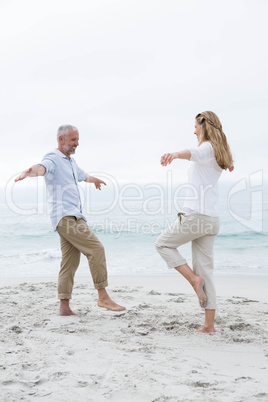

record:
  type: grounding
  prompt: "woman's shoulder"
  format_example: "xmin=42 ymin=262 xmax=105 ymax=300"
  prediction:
xmin=199 ymin=141 xmax=213 ymax=149
xmin=198 ymin=141 xmax=213 ymax=154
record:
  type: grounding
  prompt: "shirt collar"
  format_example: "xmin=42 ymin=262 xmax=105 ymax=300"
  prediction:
xmin=55 ymin=148 xmax=71 ymax=160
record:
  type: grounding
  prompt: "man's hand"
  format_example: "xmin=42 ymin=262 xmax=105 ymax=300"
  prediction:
xmin=93 ymin=178 xmax=106 ymax=190
xmin=14 ymin=168 xmax=33 ymax=182
xmin=161 ymin=153 xmax=177 ymax=166
xmin=85 ymin=175 xmax=106 ymax=190
xmin=14 ymin=165 xmax=45 ymax=182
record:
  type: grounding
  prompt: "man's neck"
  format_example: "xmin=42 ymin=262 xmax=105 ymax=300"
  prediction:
xmin=57 ymin=147 xmax=70 ymax=159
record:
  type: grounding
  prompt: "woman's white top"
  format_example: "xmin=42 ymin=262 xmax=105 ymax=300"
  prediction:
xmin=182 ymin=141 xmax=223 ymax=217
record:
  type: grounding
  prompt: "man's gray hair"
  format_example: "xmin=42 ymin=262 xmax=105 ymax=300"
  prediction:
xmin=57 ymin=125 xmax=78 ymax=140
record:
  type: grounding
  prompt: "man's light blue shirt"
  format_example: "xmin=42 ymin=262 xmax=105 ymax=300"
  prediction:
xmin=40 ymin=149 xmax=87 ymax=231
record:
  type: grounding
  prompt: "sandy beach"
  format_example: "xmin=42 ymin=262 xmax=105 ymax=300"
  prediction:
xmin=0 ymin=274 xmax=267 ymax=402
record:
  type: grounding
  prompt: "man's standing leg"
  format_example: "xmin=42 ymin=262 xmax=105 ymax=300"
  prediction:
xmin=58 ymin=233 xmax=81 ymax=315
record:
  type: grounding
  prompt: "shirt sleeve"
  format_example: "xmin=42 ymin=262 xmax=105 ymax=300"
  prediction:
xmin=188 ymin=142 xmax=213 ymax=163
xmin=76 ymin=164 xmax=87 ymax=182
xmin=40 ymin=153 xmax=56 ymax=176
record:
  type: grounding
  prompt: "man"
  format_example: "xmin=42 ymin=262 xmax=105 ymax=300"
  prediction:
xmin=15 ymin=125 xmax=125 ymax=315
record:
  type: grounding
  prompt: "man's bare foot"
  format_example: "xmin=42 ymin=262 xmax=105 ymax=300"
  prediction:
xmin=98 ymin=296 xmax=126 ymax=311
xmin=193 ymin=277 xmax=207 ymax=308
xmin=59 ymin=308 xmax=78 ymax=316
xmin=98 ymin=288 xmax=126 ymax=311
xmin=59 ymin=300 xmax=78 ymax=316
xmin=196 ymin=326 xmax=216 ymax=333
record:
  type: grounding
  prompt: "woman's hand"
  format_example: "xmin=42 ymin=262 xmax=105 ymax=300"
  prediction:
xmin=160 ymin=153 xmax=177 ymax=166
xmin=228 ymin=166 xmax=234 ymax=172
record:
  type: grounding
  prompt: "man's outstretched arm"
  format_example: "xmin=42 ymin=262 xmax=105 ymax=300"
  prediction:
xmin=15 ymin=165 xmax=46 ymax=182
xmin=84 ymin=174 xmax=106 ymax=190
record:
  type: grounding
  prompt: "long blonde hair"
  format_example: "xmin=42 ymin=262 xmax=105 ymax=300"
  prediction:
xmin=195 ymin=111 xmax=233 ymax=170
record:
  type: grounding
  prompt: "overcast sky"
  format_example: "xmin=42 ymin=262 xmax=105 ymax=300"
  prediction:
xmin=1 ymin=0 xmax=267 ymax=194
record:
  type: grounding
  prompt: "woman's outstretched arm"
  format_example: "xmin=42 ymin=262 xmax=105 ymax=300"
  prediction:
xmin=160 ymin=150 xmax=191 ymax=166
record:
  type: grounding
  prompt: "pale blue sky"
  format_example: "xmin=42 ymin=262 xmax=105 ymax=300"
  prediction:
xmin=1 ymin=0 xmax=267 ymax=193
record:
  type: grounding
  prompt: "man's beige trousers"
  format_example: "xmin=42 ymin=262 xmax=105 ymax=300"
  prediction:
xmin=56 ymin=216 xmax=108 ymax=299
xmin=155 ymin=213 xmax=220 ymax=309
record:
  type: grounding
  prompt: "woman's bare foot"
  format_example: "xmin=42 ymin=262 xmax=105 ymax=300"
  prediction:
xmin=196 ymin=310 xmax=216 ymax=333
xmin=59 ymin=300 xmax=78 ymax=316
xmin=196 ymin=326 xmax=216 ymax=333
xmin=193 ymin=277 xmax=207 ymax=308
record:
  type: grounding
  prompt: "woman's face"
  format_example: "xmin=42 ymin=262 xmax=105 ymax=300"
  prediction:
xmin=194 ymin=121 xmax=201 ymax=141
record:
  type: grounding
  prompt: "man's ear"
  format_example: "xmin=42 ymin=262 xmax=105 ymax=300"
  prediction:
xmin=58 ymin=135 xmax=64 ymax=145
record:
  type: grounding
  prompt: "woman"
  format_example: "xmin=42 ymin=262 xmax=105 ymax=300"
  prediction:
xmin=155 ymin=111 xmax=234 ymax=333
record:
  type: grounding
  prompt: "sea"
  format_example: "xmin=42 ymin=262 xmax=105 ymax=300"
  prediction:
xmin=0 ymin=179 xmax=267 ymax=279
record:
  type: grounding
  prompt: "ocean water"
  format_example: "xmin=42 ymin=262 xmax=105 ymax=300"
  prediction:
xmin=0 ymin=183 xmax=267 ymax=279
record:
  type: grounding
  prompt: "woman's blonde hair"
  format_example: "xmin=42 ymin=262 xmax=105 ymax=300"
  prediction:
xmin=195 ymin=111 xmax=234 ymax=170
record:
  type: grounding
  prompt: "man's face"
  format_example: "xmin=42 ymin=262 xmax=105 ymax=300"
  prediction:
xmin=62 ymin=129 xmax=79 ymax=155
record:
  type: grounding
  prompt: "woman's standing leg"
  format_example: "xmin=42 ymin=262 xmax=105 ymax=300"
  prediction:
xmin=192 ymin=234 xmax=217 ymax=332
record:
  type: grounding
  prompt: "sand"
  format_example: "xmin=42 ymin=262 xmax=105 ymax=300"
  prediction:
xmin=0 ymin=275 xmax=267 ymax=402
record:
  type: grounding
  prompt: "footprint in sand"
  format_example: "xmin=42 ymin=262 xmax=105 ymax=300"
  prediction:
xmin=232 ymin=337 xmax=252 ymax=343
xmin=147 ymin=290 xmax=161 ymax=295
xmin=10 ymin=325 xmax=23 ymax=334
xmin=229 ymin=323 xmax=251 ymax=331
xmin=170 ymin=297 xmax=185 ymax=303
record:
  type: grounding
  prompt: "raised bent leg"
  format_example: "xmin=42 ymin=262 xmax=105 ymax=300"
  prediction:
xmin=175 ymin=264 xmax=208 ymax=308
xmin=155 ymin=214 xmax=207 ymax=307
xmin=155 ymin=216 xmax=194 ymax=268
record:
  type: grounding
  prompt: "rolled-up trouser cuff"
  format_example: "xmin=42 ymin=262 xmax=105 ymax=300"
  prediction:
xmin=58 ymin=293 xmax=72 ymax=300
xmin=205 ymin=303 xmax=217 ymax=310
xmin=167 ymin=258 xmax=187 ymax=269
xmin=94 ymin=280 xmax=108 ymax=290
